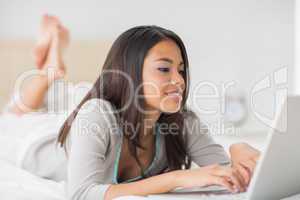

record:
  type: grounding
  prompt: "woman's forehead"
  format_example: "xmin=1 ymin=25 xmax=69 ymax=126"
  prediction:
xmin=145 ymin=40 xmax=183 ymax=64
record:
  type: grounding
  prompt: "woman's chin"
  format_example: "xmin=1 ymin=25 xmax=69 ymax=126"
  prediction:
xmin=160 ymin=102 xmax=182 ymax=113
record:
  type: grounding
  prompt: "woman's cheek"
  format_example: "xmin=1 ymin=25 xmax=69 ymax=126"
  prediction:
xmin=142 ymin=84 xmax=162 ymax=108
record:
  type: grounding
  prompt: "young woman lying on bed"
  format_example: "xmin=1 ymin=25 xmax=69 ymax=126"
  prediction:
xmin=3 ymin=14 xmax=260 ymax=200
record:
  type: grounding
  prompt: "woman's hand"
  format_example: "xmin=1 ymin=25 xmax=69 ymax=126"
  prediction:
xmin=175 ymin=164 xmax=247 ymax=193
xmin=229 ymin=143 xmax=261 ymax=186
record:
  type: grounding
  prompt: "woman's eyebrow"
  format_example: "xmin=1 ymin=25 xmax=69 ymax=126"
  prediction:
xmin=155 ymin=57 xmax=184 ymax=66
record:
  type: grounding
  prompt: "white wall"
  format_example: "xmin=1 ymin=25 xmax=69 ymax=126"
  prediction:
xmin=295 ymin=0 xmax=300 ymax=94
xmin=0 ymin=0 xmax=294 ymax=134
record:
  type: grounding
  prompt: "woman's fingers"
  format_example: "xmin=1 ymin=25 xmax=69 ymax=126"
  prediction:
xmin=229 ymin=168 xmax=247 ymax=192
xmin=233 ymin=168 xmax=247 ymax=191
xmin=240 ymin=159 xmax=256 ymax=176
xmin=234 ymin=164 xmax=251 ymax=186
xmin=211 ymin=166 xmax=245 ymax=192
xmin=210 ymin=176 xmax=235 ymax=193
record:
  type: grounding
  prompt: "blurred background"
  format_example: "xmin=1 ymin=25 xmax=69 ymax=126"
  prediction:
xmin=0 ymin=0 xmax=294 ymax=149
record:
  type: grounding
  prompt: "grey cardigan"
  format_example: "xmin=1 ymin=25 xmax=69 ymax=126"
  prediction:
xmin=64 ymin=98 xmax=230 ymax=200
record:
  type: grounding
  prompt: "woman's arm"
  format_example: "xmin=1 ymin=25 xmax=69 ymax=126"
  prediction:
xmin=104 ymin=170 xmax=178 ymax=200
xmin=184 ymin=114 xmax=231 ymax=166
xmin=105 ymin=164 xmax=246 ymax=200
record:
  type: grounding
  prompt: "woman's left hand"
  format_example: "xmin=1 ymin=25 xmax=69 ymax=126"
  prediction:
xmin=229 ymin=143 xmax=261 ymax=186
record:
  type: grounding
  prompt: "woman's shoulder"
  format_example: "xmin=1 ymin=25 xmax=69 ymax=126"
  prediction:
xmin=181 ymin=107 xmax=209 ymax=134
xmin=73 ymin=98 xmax=119 ymax=133
xmin=182 ymin=107 xmax=201 ymax=125
xmin=78 ymin=98 xmax=117 ymax=119
xmin=79 ymin=98 xmax=116 ymax=113
xmin=67 ymin=98 xmax=118 ymax=150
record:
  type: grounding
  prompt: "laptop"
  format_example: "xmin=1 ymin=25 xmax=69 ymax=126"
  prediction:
xmin=151 ymin=96 xmax=300 ymax=200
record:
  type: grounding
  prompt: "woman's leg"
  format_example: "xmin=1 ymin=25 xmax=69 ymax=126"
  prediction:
xmin=8 ymin=14 xmax=70 ymax=115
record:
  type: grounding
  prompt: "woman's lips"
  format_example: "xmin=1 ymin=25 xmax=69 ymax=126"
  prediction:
xmin=164 ymin=91 xmax=182 ymax=102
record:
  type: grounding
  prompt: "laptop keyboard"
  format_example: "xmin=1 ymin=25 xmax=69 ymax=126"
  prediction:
xmin=148 ymin=192 xmax=247 ymax=200
xmin=199 ymin=193 xmax=247 ymax=200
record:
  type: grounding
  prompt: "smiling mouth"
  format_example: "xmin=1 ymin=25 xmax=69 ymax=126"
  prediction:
xmin=165 ymin=91 xmax=181 ymax=96
xmin=164 ymin=90 xmax=183 ymax=102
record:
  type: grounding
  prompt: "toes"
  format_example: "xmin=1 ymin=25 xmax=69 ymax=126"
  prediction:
xmin=35 ymin=14 xmax=65 ymax=69
xmin=35 ymin=14 xmax=69 ymax=77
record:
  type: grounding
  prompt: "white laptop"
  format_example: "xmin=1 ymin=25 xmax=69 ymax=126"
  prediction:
xmin=150 ymin=96 xmax=300 ymax=200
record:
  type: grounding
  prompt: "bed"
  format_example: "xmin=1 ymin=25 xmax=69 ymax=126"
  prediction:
xmin=1 ymin=40 xmax=299 ymax=200
xmin=0 ymin=159 xmax=65 ymax=200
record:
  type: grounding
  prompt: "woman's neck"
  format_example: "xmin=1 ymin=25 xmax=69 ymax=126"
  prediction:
xmin=140 ymin=109 xmax=161 ymax=140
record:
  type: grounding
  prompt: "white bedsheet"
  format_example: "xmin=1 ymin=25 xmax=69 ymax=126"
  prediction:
xmin=0 ymin=159 xmax=65 ymax=200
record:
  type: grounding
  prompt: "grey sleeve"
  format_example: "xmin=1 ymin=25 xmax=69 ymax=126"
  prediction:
xmin=185 ymin=113 xmax=230 ymax=167
xmin=66 ymin=99 xmax=113 ymax=200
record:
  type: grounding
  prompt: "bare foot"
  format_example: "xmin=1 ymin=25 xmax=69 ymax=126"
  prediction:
xmin=33 ymin=14 xmax=70 ymax=81
xmin=33 ymin=14 xmax=58 ymax=69
xmin=44 ymin=22 xmax=70 ymax=81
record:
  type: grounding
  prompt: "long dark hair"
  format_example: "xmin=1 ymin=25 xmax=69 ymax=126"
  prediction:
xmin=57 ymin=25 xmax=192 ymax=176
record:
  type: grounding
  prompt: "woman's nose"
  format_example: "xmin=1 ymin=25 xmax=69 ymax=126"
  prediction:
xmin=171 ymin=70 xmax=185 ymax=87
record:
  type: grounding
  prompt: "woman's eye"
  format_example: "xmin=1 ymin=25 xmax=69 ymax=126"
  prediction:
xmin=158 ymin=67 xmax=170 ymax=73
xmin=179 ymin=70 xmax=185 ymax=75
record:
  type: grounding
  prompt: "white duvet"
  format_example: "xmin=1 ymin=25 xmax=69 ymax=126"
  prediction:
xmin=0 ymin=81 xmax=91 ymax=200
xmin=0 ymin=159 xmax=65 ymax=200
xmin=0 ymin=112 xmax=68 ymax=200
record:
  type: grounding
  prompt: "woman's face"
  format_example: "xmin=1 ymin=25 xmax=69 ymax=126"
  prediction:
xmin=142 ymin=39 xmax=186 ymax=114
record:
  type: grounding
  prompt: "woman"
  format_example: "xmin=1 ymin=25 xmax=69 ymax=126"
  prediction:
xmin=6 ymin=15 xmax=260 ymax=200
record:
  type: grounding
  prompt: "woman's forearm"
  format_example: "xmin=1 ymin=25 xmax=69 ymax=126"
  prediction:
xmin=104 ymin=170 xmax=182 ymax=200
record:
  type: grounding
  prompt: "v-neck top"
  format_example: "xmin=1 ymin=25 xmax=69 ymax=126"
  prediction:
xmin=114 ymin=122 xmax=161 ymax=184
xmin=65 ymin=98 xmax=230 ymax=200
